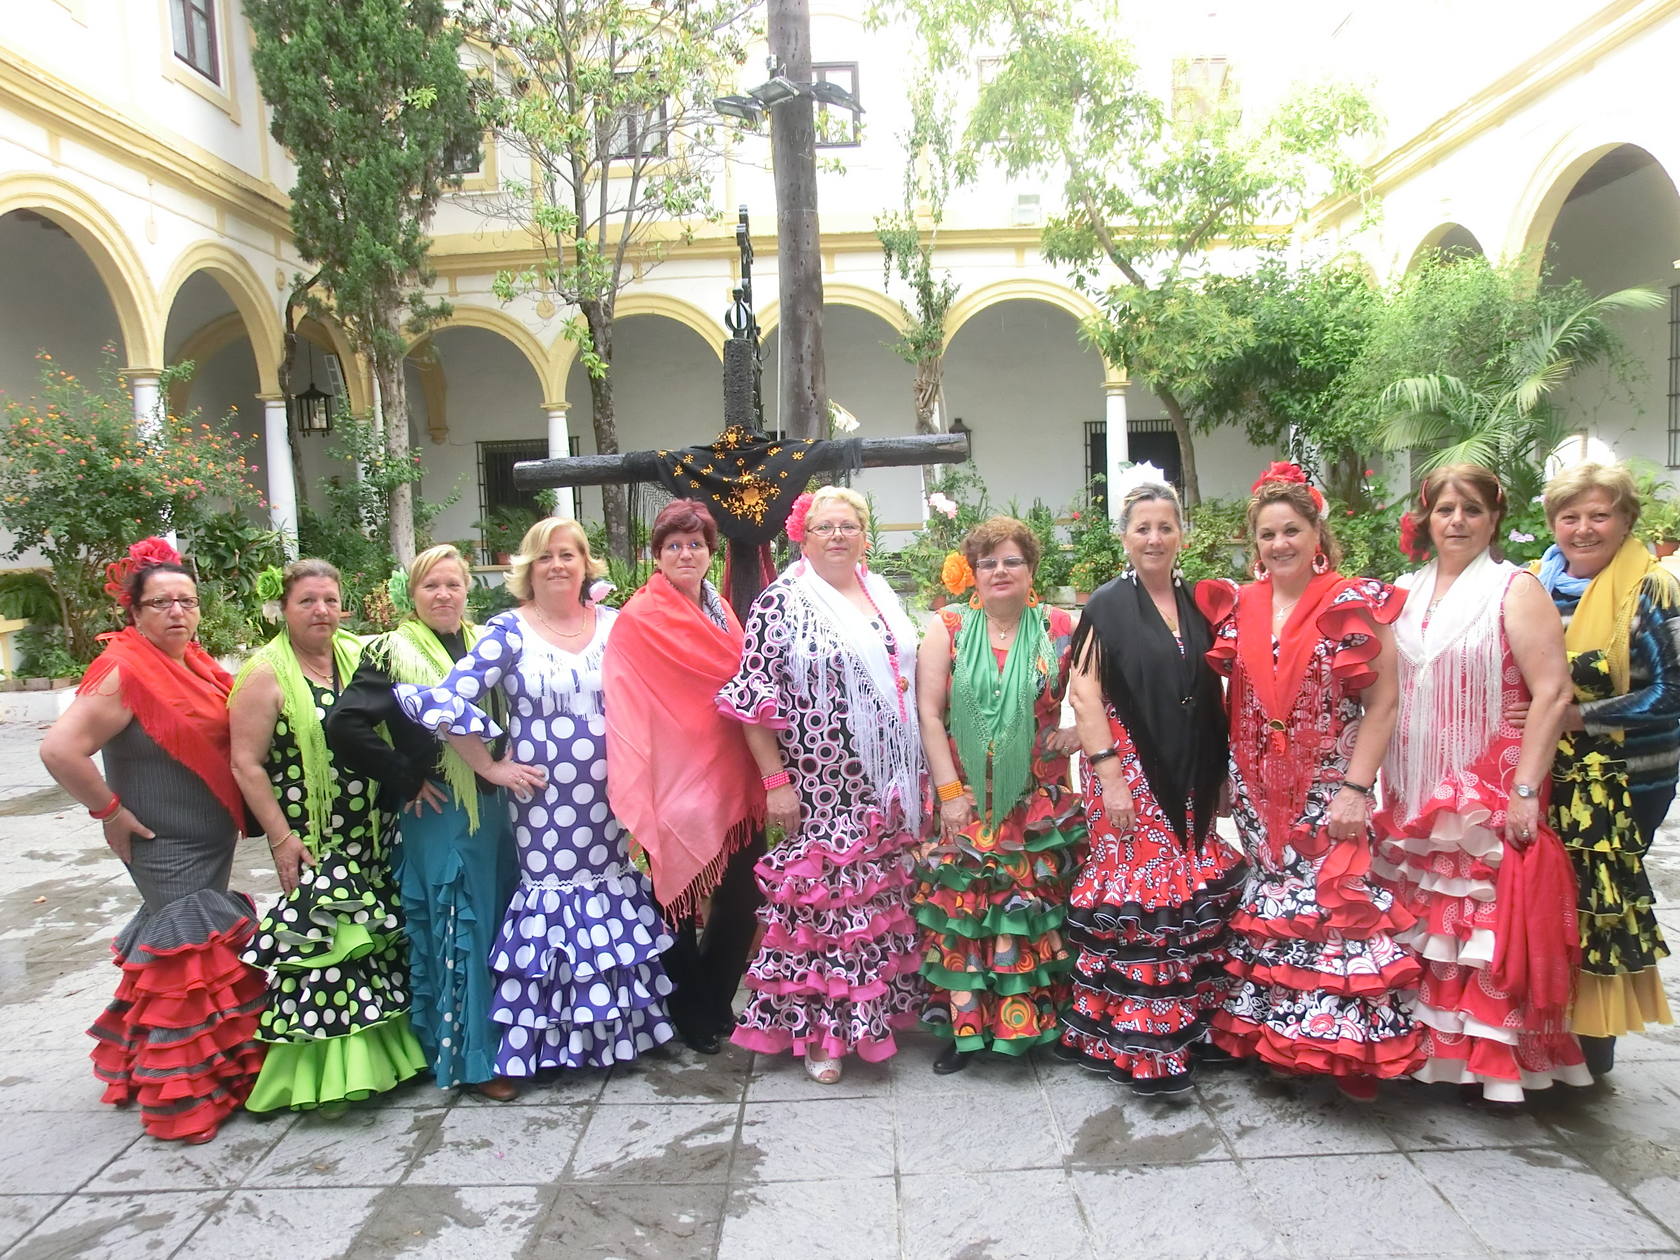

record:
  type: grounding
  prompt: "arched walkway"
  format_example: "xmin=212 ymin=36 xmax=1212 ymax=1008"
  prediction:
xmin=160 ymin=241 xmax=284 ymax=395
xmin=1404 ymin=223 xmax=1486 ymax=271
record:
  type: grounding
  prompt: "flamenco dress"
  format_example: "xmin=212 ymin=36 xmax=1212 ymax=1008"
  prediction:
xmin=916 ymin=605 xmax=1085 ymax=1057
xmin=242 ymin=676 xmax=428 ymax=1110
xmin=1201 ymin=576 xmax=1423 ymax=1081
xmin=1376 ymin=555 xmax=1590 ymax=1101
xmin=717 ymin=564 xmax=926 ymax=1062
xmin=397 ymin=607 xmax=676 ymax=1074
xmin=88 ymin=724 xmax=267 ymax=1141
xmin=1552 ymin=651 xmax=1672 ymax=1036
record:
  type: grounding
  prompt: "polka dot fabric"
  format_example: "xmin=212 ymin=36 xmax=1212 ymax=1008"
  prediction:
xmin=718 ymin=578 xmax=926 ymax=1063
xmin=397 ymin=608 xmax=676 ymax=1073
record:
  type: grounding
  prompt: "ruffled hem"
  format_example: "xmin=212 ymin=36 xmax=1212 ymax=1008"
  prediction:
xmin=772 ymin=903 xmax=917 ymax=952
xmin=713 ymin=690 xmax=790 ymax=731
xmin=1571 ymin=967 xmax=1673 ymax=1038
xmin=1411 ymin=1027 xmax=1592 ymax=1101
xmin=1211 ymin=1012 xmax=1423 ymax=1080
xmin=1063 ymin=1004 xmax=1211 ymax=1057
xmin=749 ymin=947 xmax=924 ymax=1002
xmin=88 ymin=902 xmax=267 ymax=1142
xmin=1071 ymin=948 xmax=1229 ymax=998
xmin=914 ymin=897 xmax=1067 ymax=942
xmin=242 ymin=862 xmax=404 ymax=974
xmin=494 ymin=1003 xmax=674 ymax=1074
xmin=394 ymin=682 xmax=503 ymax=739
xmin=732 ymin=1012 xmax=918 ymax=1064
xmin=933 ymin=1021 xmax=1061 ymax=1056
xmin=921 ymin=956 xmax=1073 ymax=996
xmin=245 ymin=1017 xmax=427 ymax=1112
xmin=1059 ymin=1025 xmax=1202 ymax=1084
xmin=1317 ymin=581 xmax=1403 ymax=692
xmin=491 ymin=872 xmax=673 ymax=985
xmin=493 ymin=961 xmax=673 ymax=1028
xmin=1066 ymin=863 xmax=1247 ymax=947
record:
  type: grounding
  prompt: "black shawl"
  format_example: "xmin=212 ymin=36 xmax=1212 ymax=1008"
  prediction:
xmin=1071 ymin=571 xmax=1227 ymax=846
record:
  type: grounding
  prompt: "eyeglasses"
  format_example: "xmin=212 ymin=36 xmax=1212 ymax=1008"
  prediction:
xmin=138 ymin=596 xmax=200 ymax=611
xmin=662 ymin=539 xmax=710 ymax=554
xmin=808 ymin=522 xmax=863 ymax=538
xmin=974 ymin=556 xmax=1029 ymax=572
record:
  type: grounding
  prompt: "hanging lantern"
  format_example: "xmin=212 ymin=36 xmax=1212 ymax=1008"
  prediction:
xmin=288 ymin=341 xmax=336 ymax=435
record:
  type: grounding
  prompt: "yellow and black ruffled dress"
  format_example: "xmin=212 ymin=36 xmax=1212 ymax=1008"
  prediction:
xmin=1552 ymin=650 xmax=1672 ymax=1037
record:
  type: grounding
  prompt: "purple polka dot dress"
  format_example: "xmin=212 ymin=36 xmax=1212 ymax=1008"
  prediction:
xmin=396 ymin=606 xmax=675 ymax=1074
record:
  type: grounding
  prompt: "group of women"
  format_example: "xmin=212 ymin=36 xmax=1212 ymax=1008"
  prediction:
xmin=42 ymin=458 xmax=1674 ymax=1144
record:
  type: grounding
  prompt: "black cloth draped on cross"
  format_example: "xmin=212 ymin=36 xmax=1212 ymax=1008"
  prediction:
xmin=650 ymin=425 xmax=862 ymax=545
xmin=1071 ymin=572 xmax=1227 ymax=847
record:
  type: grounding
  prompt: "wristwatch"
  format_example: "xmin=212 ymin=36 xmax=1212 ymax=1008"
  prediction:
xmin=1513 ymin=783 xmax=1537 ymax=799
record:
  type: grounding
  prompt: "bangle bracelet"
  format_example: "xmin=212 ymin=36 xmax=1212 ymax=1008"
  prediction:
xmin=935 ymin=780 xmax=964 ymax=803
xmin=1086 ymin=747 xmax=1118 ymax=767
xmin=89 ymin=795 xmax=121 ymax=822
xmin=761 ymin=770 xmax=791 ymax=791
xmin=1340 ymin=780 xmax=1373 ymax=797
xmin=269 ymin=830 xmax=298 ymax=851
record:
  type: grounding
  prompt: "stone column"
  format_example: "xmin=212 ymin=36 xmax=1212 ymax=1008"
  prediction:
xmin=127 ymin=370 xmax=163 ymax=438
xmin=1103 ymin=378 xmax=1129 ymax=522
xmin=259 ymin=395 xmax=300 ymax=557
xmin=545 ymin=402 xmax=577 ymax=520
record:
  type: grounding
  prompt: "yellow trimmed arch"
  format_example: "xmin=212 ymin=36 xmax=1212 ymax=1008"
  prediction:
xmin=1402 ymin=222 xmax=1487 ymax=274
xmin=758 ymin=285 xmax=911 ymax=338
xmin=0 ymin=172 xmax=162 ymax=369
xmin=165 ymin=312 xmax=247 ymax=414
xmin=1507 ymin=130 xmax=1680 ymax=274
xmin=408 ymin=304 xmax=556 ymax=400
xmin=943 ymin=279 xmax=1102 ymax=342
xmin=613 ymin=292 xmax=726 ymax=361
xmin=297 ymin=314 xmax=370 ymax=416
xmin=160 ymin=241 xmax=285 ymax=395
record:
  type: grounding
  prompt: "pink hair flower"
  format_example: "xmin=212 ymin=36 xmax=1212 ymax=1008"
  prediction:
xmin=785 ymin=491 xmax=815 ymax=543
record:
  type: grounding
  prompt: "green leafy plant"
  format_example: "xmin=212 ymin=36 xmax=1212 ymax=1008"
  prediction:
xmin=1068 ymin=509 xmax=1127 ymax=595
xmin=1177 ymin=496 xmax=1249 ymax=584
xmin=13 ymin=624 xmax=83 ymax=680
xmin=476 ymin=505 xmax=538 ymax=561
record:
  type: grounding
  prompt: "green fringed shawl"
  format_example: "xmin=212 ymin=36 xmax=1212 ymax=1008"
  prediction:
xmin=948 ymin=603 xmax=1053 ymax=823
xmin=382 ymin=618 xmax=486 ymax=833
xmin=231 ymin=628 xmax=364 ymax=852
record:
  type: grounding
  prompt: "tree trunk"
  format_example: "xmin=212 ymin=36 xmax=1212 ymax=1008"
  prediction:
xmin=579 ymin=301 xmax=629 ymax=560
xmin=769 ymin=0 xmax=827 ymax=441
xmin=1156 ymin=386 xmax=1201 ymax=507
xmin=373 ymin=334 xmax=416 ymax=566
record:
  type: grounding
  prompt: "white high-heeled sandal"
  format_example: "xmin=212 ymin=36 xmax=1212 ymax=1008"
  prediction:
xmin=803 ymin=1053 xmax=843 ymax=1085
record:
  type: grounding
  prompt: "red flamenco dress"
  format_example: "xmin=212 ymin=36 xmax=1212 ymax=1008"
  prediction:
xmin=1376 ymin=558 xmax=1590 ymax=1101
xmin=83 ymin=629 xmax=266 ymax=1142
xmin=915 ymin=605 xmax=1086 ymax=1056
xmin=1199 ymin=576 xmax=1423 ymax=1081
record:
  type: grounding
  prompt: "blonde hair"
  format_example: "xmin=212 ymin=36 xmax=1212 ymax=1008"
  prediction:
xmin=806 ymin=485 xmax=870 ymax=531
xmin=1543 ymin=461 xmax=1641 ymax=528
xmin=1118 ymin=481 xmax=1185 ymax=534
xmin=408 ymin=543 xmax=471 ymax=592
xmin=506 ymin=517 xmax=605 ymax=602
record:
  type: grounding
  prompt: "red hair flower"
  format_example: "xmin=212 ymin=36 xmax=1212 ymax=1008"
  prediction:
xmin=103 ymin=536 xmax=184 ymax=607
xmin=785 ymin=491 xmax=815 ymax=544
xmin=1398 ymin=511 xmax=1428 ymax=562
xmin=1251 ymin=460 xmax=1325 ymax=514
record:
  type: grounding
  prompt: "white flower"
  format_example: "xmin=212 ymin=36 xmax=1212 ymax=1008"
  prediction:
xmin=828 ymin=401 xmax=860 ymax=433
xmin=1108 ymin=461 xmax=1170 ymax=502
xmin=1508 ymin=529 xmax=1535 ymax=544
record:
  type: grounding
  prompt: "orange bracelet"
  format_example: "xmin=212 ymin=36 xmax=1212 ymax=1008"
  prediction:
xmin=935 ymin=780 xmax=964 ymax=803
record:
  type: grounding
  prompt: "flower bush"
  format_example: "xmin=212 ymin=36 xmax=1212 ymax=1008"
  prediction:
xmin=0 ymin=351 xmax=268 ymax=664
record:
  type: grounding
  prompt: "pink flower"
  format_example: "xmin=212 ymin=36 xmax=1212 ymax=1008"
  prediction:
xmin=785 ymin=491 xmax=815 ymax=543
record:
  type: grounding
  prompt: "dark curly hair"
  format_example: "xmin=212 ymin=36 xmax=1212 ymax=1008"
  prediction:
xmin=1247 ymin=479 xmax=1343 ymax=572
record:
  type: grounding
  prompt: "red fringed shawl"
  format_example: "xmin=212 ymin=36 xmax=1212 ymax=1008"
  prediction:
xmin=80 ymin=627 xmax=244 ymax=830
xmin=603 ymin=573 xmax=764 ymax=920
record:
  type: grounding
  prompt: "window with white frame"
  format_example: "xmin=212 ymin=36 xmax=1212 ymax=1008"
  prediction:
xmin=169 ymin=0 xmax=220 ymax=85
xmin=812 ymin=62 xmax=860 ymax=148
xmin=605 ymin=76 xmax=669 ymax=160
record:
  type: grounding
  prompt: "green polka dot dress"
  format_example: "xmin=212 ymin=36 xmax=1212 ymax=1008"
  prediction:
xmin=242 ymin=677 xmax=427 ymax=1111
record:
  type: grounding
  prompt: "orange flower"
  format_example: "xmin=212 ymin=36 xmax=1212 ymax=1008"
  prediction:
xmin=941 ymin=551 xmax=975 ymax=596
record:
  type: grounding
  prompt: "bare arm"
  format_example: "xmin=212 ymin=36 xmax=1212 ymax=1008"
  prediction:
xmin=916 ymin=614 xmax=974 ymax=839
xmin=1504 ymin=573 xmax=1571 ymax=847
xmin=39 ymin=669 xmax=154 ymax=863
xmin=228 ymin=663 xmax=311 ymax=893
xmin=1070 ymin=637 xmax=1134 ymax=832
xmin=1327 ymin=622 xmax=1397 ymax=840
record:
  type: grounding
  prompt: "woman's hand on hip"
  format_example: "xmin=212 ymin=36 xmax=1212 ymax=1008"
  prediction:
xmin=485 ymin=757 xmax=548 ymax=802
xmin=101 ymin=808 xmax=154 ymax=866
xmin=406 ymin=779 xmax=449 ymax=816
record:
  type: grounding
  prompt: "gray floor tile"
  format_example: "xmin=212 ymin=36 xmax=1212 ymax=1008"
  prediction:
xmin=348 ymin=1184 xmax=552 ymax=1259
xmin=1412 ymin=1147 xmax=1679 ymax=1254
xmin=243 ymin=1105 xmax=445 ymax=1187
xmin=403 ymin=1103 xmax=590 ymax=1186
xmin=569 ymin=1102 xmax=739 ymax=1183
xmin=1537 ymin=1071 xmax=1680 ymax=1149
xmin=534 ymin=1182 xmax=727 ymax=1259
xmin=0 ymin=1196 xmax=63 ymax=1253
xmin=719 ymin=1177 xmax=895 ymax=1260
xmin=895 ymin=1089 xmax=1062 ymax=1175
xmin=598 ymin=1043 xmax=753 ymax=1105
xmin=744 ymin=1052 xmax=893 ymax=1102
xmin=1071 ymin=1163 xmax=1286 ymax=1259
xmin=1372 ymin=1081 xmax=1554 ymax=1150
xmin=1045 ymin=1070 xmax=1227 ymax=1166
xmin=1577 ymin=1139 xmax=1680 ymax=1239
xmin=0 ymin=1111 xmax=140 ymax=1193
xmin=86 ymin=1117 xmax=282 ymax=1192
xmin=8 ymin=1191 xmax=225 ymax=1260
xmin=1197 ymin=1071 xmax=1400 ymax=1158
xmin=735 ymin=1098 xmax=895 ymax=1183
xmin=0 ymin=1047 xmax=111 ymax=1113
xmin=901 ymin=1169 xmax=1094 ymax=1260
xmin=452 ymin=1066 xmax=612 ymax=1106
xmin=1245 ymin=1152 xmax=1486 ymax=1257
xmin=174 ymin=1187 xmax=384 ymax=1259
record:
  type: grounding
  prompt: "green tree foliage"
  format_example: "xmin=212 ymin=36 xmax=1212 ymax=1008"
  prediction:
xmin=0 ymin=353 xmax=267 ymax=661
xmin=877 ymin=0 xmax=1377 ymax=505
xmin=244 ymin=0 xmax=479 ymax=565
xmin=457 ymin=0 xmax=754 ymax=556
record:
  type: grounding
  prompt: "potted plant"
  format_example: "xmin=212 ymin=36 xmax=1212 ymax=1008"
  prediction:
xmin=1641 ymin=498 xmax=1680 ymax=558
xmin=474 ymin=505 xmax=537 ymax=565
xmin=1068 ymin=511 xmax=1128 ymax=601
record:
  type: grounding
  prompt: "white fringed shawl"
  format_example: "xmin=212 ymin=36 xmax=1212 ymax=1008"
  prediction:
xmin=783 ymin=560 xmax=924 ymax=821
xmin=1386 ymin=549 xmax=1512 ymax=823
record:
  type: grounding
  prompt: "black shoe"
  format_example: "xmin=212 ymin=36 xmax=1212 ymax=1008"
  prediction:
xmin=1128 ymin=1073 xmax=1195 ymax=1098
xmin=932 ymin=1044 xmax=973 ymax=1075
xmin=1580 ymin=1035 xmax=1616 ymax=1077
xmin=680 ymin=1026 xmax=722 ymax=1055
xmin=1191 ymin=1041 xmax=1240 ymax=1068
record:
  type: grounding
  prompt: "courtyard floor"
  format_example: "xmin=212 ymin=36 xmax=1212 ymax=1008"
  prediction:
xmin=1 ymin=717 xmax=1679 ymax=1259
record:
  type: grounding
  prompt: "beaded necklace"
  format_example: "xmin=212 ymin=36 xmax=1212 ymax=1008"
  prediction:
xmin=856 ymin=568 xmax=911 ymax=721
